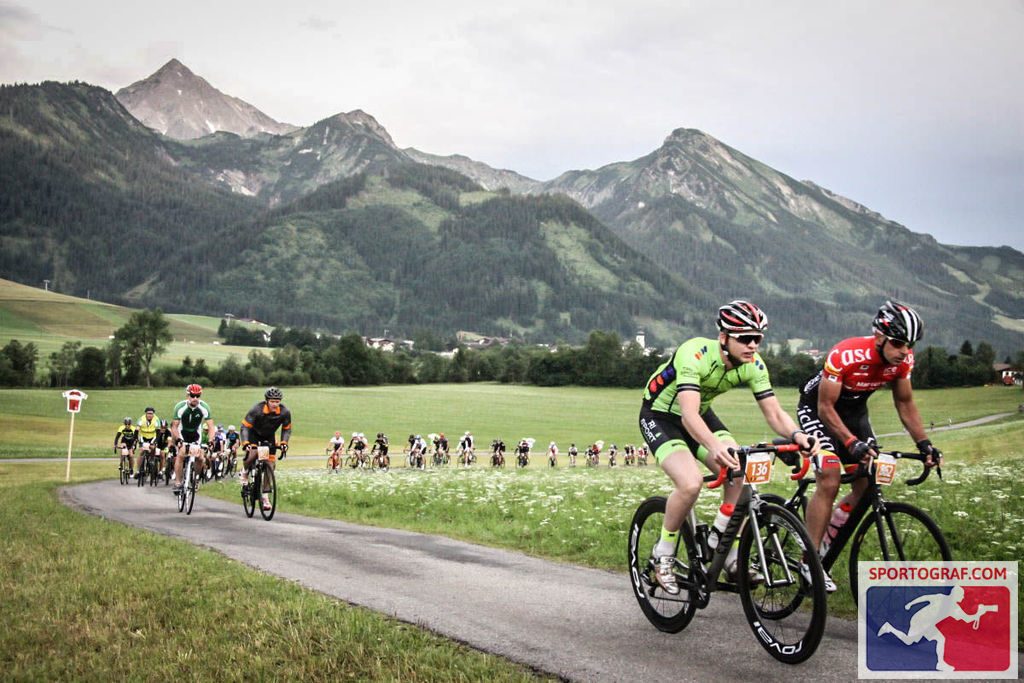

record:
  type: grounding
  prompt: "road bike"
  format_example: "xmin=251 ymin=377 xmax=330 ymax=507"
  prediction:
xmin=326 ymin=447 xmax=342 ymax=472
xmin=223 ymin=446 xmax=238 ymax=478
xmin=176 ymin=445 xmax=204 ymax=515
xmin=628 ymin=440 xmax=827 ymax=664
xmin=242 ymin=443 xmax=282 ymax=521
xmin=491 ymin=451 xmax=505 ymax=468
xmin=137 ymin=443 xmax=159 ymax=487
xmin=162 ymin=448 xmax=175 ymax=485
xmin=760 ymin=444 xmax=951 ymax=601
xmin=116 ymin=445 xmax=134 ymax=485
xmin=432 ymin=448 xmax=448 ymax=467
xmin=516 ymin=451 xmax=530 ymax=468
xmin=371 ymin=449 xmax=390 ymax=472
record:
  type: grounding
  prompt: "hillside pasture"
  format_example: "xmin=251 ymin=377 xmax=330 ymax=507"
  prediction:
xmin=0 ymin=277 xmax=266 ymax=369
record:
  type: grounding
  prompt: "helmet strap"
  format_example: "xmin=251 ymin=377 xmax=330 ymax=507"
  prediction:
xmin=876 ymin=337 xmax=896 ymax=366
xmin=719 ymin=337 xmax=742 ymax=369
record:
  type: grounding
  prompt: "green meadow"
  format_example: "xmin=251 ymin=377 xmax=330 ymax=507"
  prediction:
xmin=1 ymin=383 xmax=1020 ymax=459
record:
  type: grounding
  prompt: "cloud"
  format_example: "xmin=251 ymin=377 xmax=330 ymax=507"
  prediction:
xmin=299 ymin=15 xmax=337 ymax=31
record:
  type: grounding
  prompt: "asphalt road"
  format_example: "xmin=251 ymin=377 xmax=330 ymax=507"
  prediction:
xmin=56 ymin=480 xmax=896 ymax=681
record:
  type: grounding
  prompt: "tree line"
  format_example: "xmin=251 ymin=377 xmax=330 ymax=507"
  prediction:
xmin=2 ymin=310 xmax=1021 ymax=390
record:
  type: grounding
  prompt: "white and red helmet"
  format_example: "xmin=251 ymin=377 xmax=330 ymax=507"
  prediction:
xmin=716 ymin=300 xmax=768 ymax=333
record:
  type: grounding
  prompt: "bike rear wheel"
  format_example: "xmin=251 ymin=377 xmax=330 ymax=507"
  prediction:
xmin=627 ymin=496 xmax=699 ymax=633
xmin=738 ymin=502 xmax=826 ymax=664
xmin=242 ymin=472 xmax=256 ymax=518
xmin=257 ymin=465 xmax=277 ymax=521
xmin=848 ymin=502 xmax=951 ymax=601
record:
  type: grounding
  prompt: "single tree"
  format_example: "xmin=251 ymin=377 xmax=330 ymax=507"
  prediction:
xmin=114 ymin=309 xmax=172 ymax=387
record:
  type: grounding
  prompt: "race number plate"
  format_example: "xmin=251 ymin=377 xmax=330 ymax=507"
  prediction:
xmin=874 ymin=453 xmax=897 ymax=485
xmin=257 ymin=446 xmax=275 ymax=463
xmin=744 ymin=452 xmax=773 ymax=485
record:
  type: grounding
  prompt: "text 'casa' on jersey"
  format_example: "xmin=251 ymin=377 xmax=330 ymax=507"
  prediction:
xmin=801 ymin=336 xmax=913 ymax=405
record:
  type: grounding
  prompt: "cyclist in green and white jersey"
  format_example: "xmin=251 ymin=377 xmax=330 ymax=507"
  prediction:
xmin=639 ymin=301 xmax=818 ymax=594
xmin=170 ymin=383 xmax=216 ymax=495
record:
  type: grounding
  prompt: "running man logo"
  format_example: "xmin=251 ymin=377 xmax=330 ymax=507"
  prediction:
xmin=858 ymin=562 xmax=1018 ymax=679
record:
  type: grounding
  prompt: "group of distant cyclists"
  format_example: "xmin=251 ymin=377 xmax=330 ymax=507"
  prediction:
xmin=641 ymin=299 xmax=941 ymax=594
xmin=324 ymin=431 xmax=651 ymax=470
xmin=115 ymin=385 xmax=293 ymax=512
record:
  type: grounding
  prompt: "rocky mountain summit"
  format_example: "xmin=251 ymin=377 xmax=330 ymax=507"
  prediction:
xmin=115 ymin=58 xmax=297 ymax=139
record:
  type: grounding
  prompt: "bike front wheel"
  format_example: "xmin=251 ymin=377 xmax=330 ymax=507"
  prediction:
xmin=242 ymin=475 xmax=256 ymax=518
xmin=738 ymin=502 xmax=827 ymax=664
xmin=257 ymin=465 xmax=277 ymax=521
xmin=185 ymin=464 xmax=197 ymax=515
xmin=176 ymin=464 xmax=187 ymax=513
xmin=627 ymin=496 xmax=699 ymax=634
xmin=848 ymin=502 xmax=951 ymax=600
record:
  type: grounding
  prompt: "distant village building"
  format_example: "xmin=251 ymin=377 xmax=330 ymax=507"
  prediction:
xmin=365 ymin=337 xmax=397 ymax=352
xmin=801 ymin=349 xmax=824 ymax=362
xmin=993 ymin=363 xmax=1021 ymax=386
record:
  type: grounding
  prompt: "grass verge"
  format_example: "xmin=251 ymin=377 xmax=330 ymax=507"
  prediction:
xmin=0 ymin=462 xmax=546 ymax=681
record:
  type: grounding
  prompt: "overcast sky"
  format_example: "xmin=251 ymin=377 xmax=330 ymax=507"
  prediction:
xmin=2 ymin=0 xmax=1022 ymax=250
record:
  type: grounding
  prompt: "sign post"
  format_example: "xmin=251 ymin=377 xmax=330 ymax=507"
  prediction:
xmin=62 ymin=389 xmax=87 ymax=482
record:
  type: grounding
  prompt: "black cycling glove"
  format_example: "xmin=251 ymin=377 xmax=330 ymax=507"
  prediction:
xmin=847 ymin=439 xmax=873 ymax=461
xmin=916 ymin=439 xmax=942 ymax=465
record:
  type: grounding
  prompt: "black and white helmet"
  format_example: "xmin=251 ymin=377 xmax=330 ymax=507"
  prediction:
xmin=872 ymin=300 xmax=923 ymax=343
xmin=264 ymin=386 xmax=283 ymax=400
xmin=716 ymin=300 xmax=768 ymax=333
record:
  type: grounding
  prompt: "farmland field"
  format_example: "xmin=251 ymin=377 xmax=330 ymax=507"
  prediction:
xmin=1 ymin=384 xmax=1021 ymax=459
xmin=0 ymin=277 xmax=266 ymax=369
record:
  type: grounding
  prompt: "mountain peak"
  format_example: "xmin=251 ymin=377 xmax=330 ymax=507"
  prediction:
xmin=316 ymin=109 xmax=396 ymax=147
xmin=116 ymin=61 xmax=297 ymax=140
xmin=156 ymin=57 xmax=190 ymax=73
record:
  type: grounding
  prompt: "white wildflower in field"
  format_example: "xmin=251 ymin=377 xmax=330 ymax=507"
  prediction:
xmin=952 ymin=511 xmax=968 ymax=518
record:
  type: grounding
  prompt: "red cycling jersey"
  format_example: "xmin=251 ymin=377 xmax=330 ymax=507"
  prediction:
xmin=801 ymin=336 xmax=913 ymax=406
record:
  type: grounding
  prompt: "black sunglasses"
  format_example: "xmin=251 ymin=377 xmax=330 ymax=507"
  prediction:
xmin=886 ymin=337 xmax=915 ymax=350
xmin=188 ymin=393 xmax=201 ymax=398
xmin=729 ymin=333 xmax=764 ymax=345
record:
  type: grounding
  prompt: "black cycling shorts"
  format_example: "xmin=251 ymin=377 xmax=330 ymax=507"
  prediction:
xmin=638 ymin=405 xmax=731 ymax=465
xmin=796 ymin=398 xmax=875 ymax=466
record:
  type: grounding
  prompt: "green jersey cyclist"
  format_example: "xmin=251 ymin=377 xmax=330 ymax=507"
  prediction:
xmin=170 ymin=383 xmax=216 ymax=495
xmin=639 ymin=300 xmax=818 ymax=594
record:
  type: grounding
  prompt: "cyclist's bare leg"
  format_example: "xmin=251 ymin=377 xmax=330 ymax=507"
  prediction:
xmin=241 ymin=447 xmax=258 ymax=483
xmin=807 ymin=466 xmax=840 ymax=549
xmin=807 ymin=470 xmax=868 ymax=549
xmin=173 ymin=444 xmax=185 ymax=485
xmin=660 ymin=450 xmax=704 ymax=534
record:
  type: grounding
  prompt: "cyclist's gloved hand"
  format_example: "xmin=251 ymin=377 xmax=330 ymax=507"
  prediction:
xmin=847 ymin=438 xmax=874 ymax=462
xmin=278 ymin=442 xmax=288 ymax=459
xmin=916 ymin=439 xmax=942 ymax=468
xmin=709 ymin=444 xmax=740 ymax=473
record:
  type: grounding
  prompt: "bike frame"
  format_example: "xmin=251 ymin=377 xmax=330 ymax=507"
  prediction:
xmin=779 ymin=449 xmax=937 ymax=573
xmin=683 ymin=444 xmax=810 ymax=597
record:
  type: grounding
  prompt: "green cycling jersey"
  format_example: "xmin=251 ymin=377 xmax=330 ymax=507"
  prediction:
xmin=643 ymin=337 xmax=774 ymax=415
xmin=172 ymin=399 xmax=212 ymax=435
